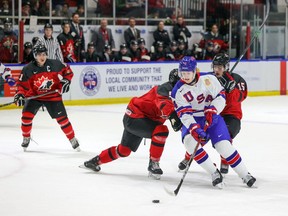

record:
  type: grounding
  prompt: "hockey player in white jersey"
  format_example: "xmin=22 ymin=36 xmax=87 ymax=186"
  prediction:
xmin=171 ymin=56 xmax=256 ymax=188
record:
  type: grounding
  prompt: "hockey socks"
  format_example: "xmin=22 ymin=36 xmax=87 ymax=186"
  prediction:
xmin=99 ymin=144 xmax=131 ymax=164
xmin=214 ymin=140 xmax=249 ymax=179
xmin=56 ymin=116 xmax=75 ymax=140
xmin=21 ymin=112 xmax=35 ymax=137
xmin=149 ymin=125 xmax=169 ymax=161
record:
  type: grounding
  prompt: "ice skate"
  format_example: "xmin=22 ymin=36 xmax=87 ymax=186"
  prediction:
xmin=212 ymin=169 xmax=224 ymax=188
xmin=220 ymin=162 xmax=229 ymax=174
xmin=148 ymin=159 xmax=163 ymax=180
xmin=21 ymin=137 xmax=30 ymax=152
xmin=178 ymin=158 xmax=189 ymax=171
xmin=69 ymin=137 xmax=81 ymax=151
xmin=242 ymin=173 xmax=257 ymax=188
xmin=82 ymin=156 xmax=101 ymax=172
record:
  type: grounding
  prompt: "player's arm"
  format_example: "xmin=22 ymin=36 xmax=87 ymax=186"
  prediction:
xmin=233 ymin=74 xmax=248 ymax=102
xmin=0 ymin=63 xmax=16 ymax=86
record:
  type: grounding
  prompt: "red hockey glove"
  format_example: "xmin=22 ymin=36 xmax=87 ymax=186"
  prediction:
xmin=204 ymin=105 xmax=218 ymax=128
xmin=190 ymin=123 xmax=209 ymax=145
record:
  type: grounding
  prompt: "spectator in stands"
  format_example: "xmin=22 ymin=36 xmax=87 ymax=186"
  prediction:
xmin=22 ymin=41 xmax=34 ymax=64
xmin=153 ymin=20 xmax=171 ymax=49
xmin=150 ymin=41 xmax=166 ymax=61
xmin=38 ymin=0 xmax=50 ymax=17
xmin=0 ymin=0 xmax=11 ymax=16
xmin=124 ymin=17 xmax=141 ymax=47
xmin=83 ymin=42 xmax=100 ymax=63
xmin=70 ymin=12 xmax=85 ymax=62
xmin=199 ymin=24 xmax=228 ymax=54
xmin=75 ymin=4 xmax=85 ymax=17
xmin=91 ymin=18 xmax=115 ymax=55
xmin=55 ymin=3 xmax=72 ymax=19
xmin=0 ymin=18 xmax=18 ymax=63
xmin=172 ymin=15 xmax=191 ymax=49
xmin=95 ymin=0 xmax=113 ymax=17
xmin=114 ymin=43 xmax=132 ymax=62
xmin=202 ymin=41 xmax=217 ymax=60
xmin=21 ymin=1 xmax=31 ymax=25
xmin=30 ymin=0 xmax=40 ymax=16
xmin=165 ymin=40 xmax=178 ymax=61
xmin=137 ymin=38 xmax=150 ymax=62
xmin=128 ymin=40 xmax=140 ymax=62
xmin=36 ymin=23 xmax=64 ymax=62
xmin=57 ymin=20 xmax=77 ymax=63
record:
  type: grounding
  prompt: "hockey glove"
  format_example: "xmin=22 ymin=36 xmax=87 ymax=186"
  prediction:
xmin=168 ymin=111 xmax=183 ymax=132
xmin=60 ymin=79 xmax=71 ymax=93
xmin=190 ymin=123 xmax=209 ymax=145
xmin=14 ymin=93 xmax=25 ymax=106
xmin=1 ymin=68 xmax=16 ymax=87
xmin=204 ymin=105 xmax=218 ymax=128
xmin=218 ymin=72 xmax=236 ymax=93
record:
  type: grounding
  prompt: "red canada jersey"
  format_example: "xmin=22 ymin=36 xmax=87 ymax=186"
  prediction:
xmin=57 ymin=33 xmax=77 ymax=63
xmin=0 ymin=33 xmax=18 ymax=63
xmin=17 ymin=59 xmax=73 ymax=101
xmin=221 ymin=73 xmax=247 ymax=120
xmin=126 ymin=82 xmax=174 ymax=124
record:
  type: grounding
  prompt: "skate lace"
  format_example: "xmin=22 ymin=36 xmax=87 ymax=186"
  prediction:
xmin=151 ymin=161 xmax=160 ymax=170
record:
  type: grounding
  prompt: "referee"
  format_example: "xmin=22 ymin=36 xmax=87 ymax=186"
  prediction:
xmin=36 ymin=23 xmax=64 ymax=62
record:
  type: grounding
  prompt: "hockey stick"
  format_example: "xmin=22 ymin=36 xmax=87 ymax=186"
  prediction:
xmin=229 ymin=0 xmax=270 ymax=73
xmin=164 ymin=141 xmax=201 ymax=196
xmin=0 ymin=89 xmax=60 ymax=108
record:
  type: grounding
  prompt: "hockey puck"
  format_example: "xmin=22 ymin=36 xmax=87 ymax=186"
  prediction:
xmin=152 ymin=199 xmax=160 ymax=203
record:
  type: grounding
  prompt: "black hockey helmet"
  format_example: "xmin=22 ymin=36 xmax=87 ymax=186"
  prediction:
xmin=156 ymin=41 xmax=164 ymax=48
xmin=44 ymin=23 xmax=53 ymax=30
xmin=120 ymin=43 xmax=127 ymax=49
xmin=170 ymin=40 xmax=177 ymax=47
xmin=61 ymin=20 xmax=70 ymax=28
xmin=130 ymin=40 xmax=138 ymax=46
xmin=3 ymin=18 xmax=12 ymax=33
xmin=137 ymin=38 xmax=145 ymax=45
xmin=24 ymin=42 xmax=33 ymax=49
xmin=178 ymin=39 xmax=185 ymax=45
xmin=104 ymin=44 xmax=111 ymax=50
xmin=212 ymin=53 xmax=230 ymax=71
xmin=33 ymin=43 xmax=47 ymax=58
xmin=87 ymin=42 xmax=95 ymax=49
xmin=169 ymin=68 xmax=180 ymax=86
xmin=32 ymin=37 xmax=39 ymax=46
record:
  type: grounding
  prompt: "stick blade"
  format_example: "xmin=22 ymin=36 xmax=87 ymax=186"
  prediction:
xmin=163 ymin=185 xmax=177 ymax=197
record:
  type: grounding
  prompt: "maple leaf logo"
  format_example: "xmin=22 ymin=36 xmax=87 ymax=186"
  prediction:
xmin=34 ymin=76 xmax=54 ymax=91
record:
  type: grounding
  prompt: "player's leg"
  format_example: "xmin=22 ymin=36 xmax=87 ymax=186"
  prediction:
xmin=182 ymin=127 xmax=223 ymax=188
xmin=21 ymin=100 xmax=42 ymax=151
xmin=220 ymin=115 xmax=241 ymax=174
xmin=44 ymin=101 xmax=80 ymax=151
xmin=209 ymin=116 xmax=256 ymax=187
xmin=84 ymin=128 xmax=141 ymax=172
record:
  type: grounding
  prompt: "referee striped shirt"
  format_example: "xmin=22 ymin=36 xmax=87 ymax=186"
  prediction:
xmin=36 ymin=36 xmax=64 ymax=62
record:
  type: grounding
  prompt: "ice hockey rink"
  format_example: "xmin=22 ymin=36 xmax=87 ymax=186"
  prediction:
xmin=1 ymin=95 xmax=288 ymax=216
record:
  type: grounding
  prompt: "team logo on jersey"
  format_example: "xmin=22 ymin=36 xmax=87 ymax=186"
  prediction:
xmin=34 ymin=75 xmax=54 ymax=91
xmin=204 ymin=78 xmax=211 ymax=86
xmin=80 ymin=66 xmax=101 ymax=96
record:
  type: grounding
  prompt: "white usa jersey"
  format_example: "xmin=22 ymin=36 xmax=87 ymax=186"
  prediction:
xmin=171 ymin=72 xmax=226 ymax=129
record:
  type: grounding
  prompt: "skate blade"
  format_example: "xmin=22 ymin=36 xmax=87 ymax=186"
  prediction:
xmin=214 ymin=182 xmax=225 ymax=189
xmin=148 ymin=172 xmax=161 ymax=180
xmin=74 ymin=147 xmax=81 ymax=152
xmin=78 ymin=164 xmax=101 ymax=172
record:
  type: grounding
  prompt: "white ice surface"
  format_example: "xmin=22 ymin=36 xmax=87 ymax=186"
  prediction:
xmin=1 ymin=96 xmax=288 ymax=216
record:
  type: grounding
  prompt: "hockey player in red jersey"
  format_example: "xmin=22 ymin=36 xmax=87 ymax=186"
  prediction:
xmin=14 ymin=44 xmax=80 ymax=151
xmin=178 ymin=53 xmax=248 ymax=175
xmin=83 ymin=69 xmax=182 ymax=179
xmin=57 ymin=21 xmax=77 ymax=63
